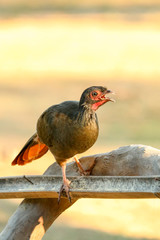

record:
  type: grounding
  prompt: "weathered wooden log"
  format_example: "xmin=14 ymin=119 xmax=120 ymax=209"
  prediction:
xmin=0 ymin=144 xmax=160 ymax=240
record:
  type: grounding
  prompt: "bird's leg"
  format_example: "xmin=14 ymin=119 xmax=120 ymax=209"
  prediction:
xmin=74 ymin=156 xmax=85 ymax=174
xmin=74 ymin=156 xmax=93 ymax=176
xmin=58 ymin=164 xmax=71 ymax=203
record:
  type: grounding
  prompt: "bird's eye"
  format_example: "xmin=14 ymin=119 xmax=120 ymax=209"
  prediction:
xmin=92 ymin=91 xmax=98 ymax=96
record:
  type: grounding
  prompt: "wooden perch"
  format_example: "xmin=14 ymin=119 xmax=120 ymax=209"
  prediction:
xmin=0 ymin=176 xmax=160 ymax=199
xmin=0 ymin=144 xmax=160 ymax=240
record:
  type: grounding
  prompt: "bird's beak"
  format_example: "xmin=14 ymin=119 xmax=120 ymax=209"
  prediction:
xmin=104 ymin=89 xmax=115 ymax=102
xmin=106 ymin=89 xmax=114 ymax=94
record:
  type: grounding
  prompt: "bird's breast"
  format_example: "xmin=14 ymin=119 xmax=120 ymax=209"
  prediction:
xmin=70 ymin=119 xmax=99 ymax=154
xmin=37 ymin=107 xmax=99 ymax=159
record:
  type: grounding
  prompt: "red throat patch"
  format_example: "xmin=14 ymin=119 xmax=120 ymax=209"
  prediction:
xmin=92 ymin=100 xmax=106 ymax=111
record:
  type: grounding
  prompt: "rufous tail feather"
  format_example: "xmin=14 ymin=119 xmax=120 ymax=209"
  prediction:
xmin=11 ymin=133 xmax=48 ymax=166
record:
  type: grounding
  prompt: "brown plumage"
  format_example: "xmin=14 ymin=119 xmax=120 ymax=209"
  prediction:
xmin=12 ymin=86 xmax=114 ymax=202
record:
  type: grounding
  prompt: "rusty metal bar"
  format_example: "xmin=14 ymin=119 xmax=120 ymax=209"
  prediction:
xmin=0 ymin=175 xmax=160 ymax=199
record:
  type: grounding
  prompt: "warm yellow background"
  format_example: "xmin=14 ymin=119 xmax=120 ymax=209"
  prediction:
xmin=0 ymin=1 xmax=160 ymax=239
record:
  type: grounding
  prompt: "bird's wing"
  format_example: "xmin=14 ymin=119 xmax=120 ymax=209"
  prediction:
xmin=37 ymin=101 xmax=79 ymax=146
xmin=11 ymin=133 xmax=48 ymax=166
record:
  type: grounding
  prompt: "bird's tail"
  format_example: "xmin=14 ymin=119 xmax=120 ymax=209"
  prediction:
xmin=11 ymin=133 xmax=48 ymax=166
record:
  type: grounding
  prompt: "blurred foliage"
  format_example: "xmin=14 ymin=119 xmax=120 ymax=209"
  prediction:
xmin=0 ymin=0 xmax=160 ymax=16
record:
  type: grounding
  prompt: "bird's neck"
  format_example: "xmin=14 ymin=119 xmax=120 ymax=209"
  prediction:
xmin=77 ymin=104 xmax=96 ymax=125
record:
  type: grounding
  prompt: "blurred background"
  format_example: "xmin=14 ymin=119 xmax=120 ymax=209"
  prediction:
xmin=0 ymin=0 xmax=160 ymax=239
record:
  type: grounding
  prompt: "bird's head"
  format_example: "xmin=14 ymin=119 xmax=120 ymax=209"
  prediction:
xmin=79 ymin=86 xmax=115 ymax=111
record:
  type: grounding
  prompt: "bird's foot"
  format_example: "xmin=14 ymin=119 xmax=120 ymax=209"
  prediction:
xmin=79 ymin=164 xmax=96 ymax=176
xmin=79 ymin=169 xmax=91 ymax=176
xmin=74 ymin=156 xmax=96 ymax=176
xmin=58 ymin=179 xmax=71 ymax=204
xmin=74 ymin=156 xmax=89 ymax=176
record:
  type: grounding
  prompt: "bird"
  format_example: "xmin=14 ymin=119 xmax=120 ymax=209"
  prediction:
xmin=12 ymin=86 xmax=114 ymax=202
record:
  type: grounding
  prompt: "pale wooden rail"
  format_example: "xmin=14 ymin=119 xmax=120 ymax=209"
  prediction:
xmin=0 ymin=175 xmax=160 ymax=199
xmin=0 ymin=144 xmax=160 ymax=240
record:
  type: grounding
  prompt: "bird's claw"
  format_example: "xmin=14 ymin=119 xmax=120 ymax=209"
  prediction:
xmin=79 ymin=159 xmax=96 ymax=176
xmin=58 ymin=180 xmax=71 ymax=204
xmin=79 ymin=169 xmax=91 ymax=176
